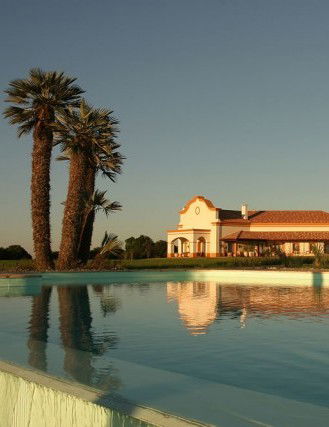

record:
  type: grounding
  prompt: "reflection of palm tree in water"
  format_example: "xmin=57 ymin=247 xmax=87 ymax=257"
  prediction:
xmin=28 ymin=286 xmax=52 ymax=371
xmin=57 ymin=286 xmax=95 ymax=384
xmin=57 ymin=286 xmax=120 ymax=390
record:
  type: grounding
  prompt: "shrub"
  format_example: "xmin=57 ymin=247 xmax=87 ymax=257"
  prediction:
xmin=315 ymin=255 xmax=329 ymax=269
xmin=311 ymin=244 xmax=324 ymax=268
xmin=283 ymin=256 xmax=312 ymax=268
xmin=0 ymin=245 xmax=32 ymax=260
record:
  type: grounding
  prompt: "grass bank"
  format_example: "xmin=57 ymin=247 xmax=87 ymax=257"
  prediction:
xmin=0 ymin=259 xmax=36 ymax=272
xmin=0 ymin=256 xmax=322 ymax=273
xmin=92 ymin=256 xmax=315 ymax=270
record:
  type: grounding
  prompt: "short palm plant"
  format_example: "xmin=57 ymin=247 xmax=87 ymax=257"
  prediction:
xmin=3 ymin=69 xmax=83 ymax=270
xmin=98 ymin=232 xmax=123 ymax=258
xmin=56 ymin=100 xmax=121 ymax=269
xmin=78 ymin=190 xmax=121 ymax=264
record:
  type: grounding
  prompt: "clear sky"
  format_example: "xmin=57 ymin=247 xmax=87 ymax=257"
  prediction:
xmin=1 ymin=0 xmax=329 ymax=253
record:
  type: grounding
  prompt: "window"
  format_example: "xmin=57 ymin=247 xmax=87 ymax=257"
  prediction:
xmin=293 ymin=243 xmax=300 ymax=254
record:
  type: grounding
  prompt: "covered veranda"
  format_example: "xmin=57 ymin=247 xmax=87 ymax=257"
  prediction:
xmin=222 ymin=231 xmax=329 ymax=256
xmin=167 ymin=229 xmax=211 ymax=258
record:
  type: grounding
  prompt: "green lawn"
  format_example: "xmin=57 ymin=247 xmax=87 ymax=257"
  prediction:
xmin=0 ymin=256 xmax=316 ymax=273
xmin=0 ymin=259 xmax=35 ymax=272
xmin=90 ymin=256 xmax=314 ymax=270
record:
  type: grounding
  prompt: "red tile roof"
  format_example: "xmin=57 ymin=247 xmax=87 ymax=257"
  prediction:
xmin=219 ymin=210 xmax=329 ymax=224
xmin=248 ymin=210 xmax=329 ymax=223
xmin=222 ymin=231 xmax=329 ymax=242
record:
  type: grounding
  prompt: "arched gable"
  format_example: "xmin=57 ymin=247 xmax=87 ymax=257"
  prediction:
xmin=179 ymin=195 xmax=217 ymax=214
xmin=179 ymin=196 xmax=218 ymax=229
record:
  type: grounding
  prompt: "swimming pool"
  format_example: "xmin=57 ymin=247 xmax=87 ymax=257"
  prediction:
xmin=1 ymin=272 xmax=329 ymax=426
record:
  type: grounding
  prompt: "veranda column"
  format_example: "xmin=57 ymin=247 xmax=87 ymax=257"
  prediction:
xmin=167 ymin=238 xmax=173 ymax=258
xmin=190 ymin=240 xmax=197 ymax=258
xmin=209 ymin=224 xmax=220 ymax=257
xmin=205 ymin=240 xmax=210 ymax=257
xmin=177 ymin=239 xmax=182 ymax=257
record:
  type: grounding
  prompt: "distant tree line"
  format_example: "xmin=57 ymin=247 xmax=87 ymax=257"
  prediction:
xmin=89 ymin=234 xmax=167 ymax=260
xmin=0 ymin=245 xmax=32 ymax=260
xmin=125 ymin=235 xmax=167 ymax=259
xmin=0 ymin=235 xmax=167 ymax=261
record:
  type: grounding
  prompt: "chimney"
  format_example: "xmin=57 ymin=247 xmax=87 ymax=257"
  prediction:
xmin=241 ymin=203 xmax=248 ymax=220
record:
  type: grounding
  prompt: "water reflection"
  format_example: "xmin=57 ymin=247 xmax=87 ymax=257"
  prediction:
xmin=92 ymin=285 xmax=121 ymax=317
xmin=167 ymin=282 xmax=329 ymax=334
xmin=0 ymin=279 xmax=326 ymax=421
xmin=167 ymin=282 xmax=219 ymax=335
xmin=57 ymin=286 xmax=120 ymax=389
xmin=28 ymin=286 xmax=52 ymax=370
xmin=9 ymin=280 xmax=329 ymax=398
xmin=218 ymin=285 xmax=329 ymax=319
xmin=57 ymin=286 xmax=96 ymax=383
xmin=25 ymin=285 xmax=121 ymax=390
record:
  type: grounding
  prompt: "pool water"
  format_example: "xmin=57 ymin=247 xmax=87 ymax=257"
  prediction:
xmin=1 ymin=277 xmax=329 ymax=425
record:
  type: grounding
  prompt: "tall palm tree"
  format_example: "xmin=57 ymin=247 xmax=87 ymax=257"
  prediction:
xmin=56 ymin=100 xmax=122 ymax=269
xmin=77 ymin=120 xmax=122 ymax=263
xmin=78 ymin=190 xmax=121 ymax=264
xmin=3 ymin=69 xmax=83 ymax=270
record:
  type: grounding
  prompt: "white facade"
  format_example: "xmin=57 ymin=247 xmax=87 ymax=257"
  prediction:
xmin=167 ymin=196 xmax=329 ymax=257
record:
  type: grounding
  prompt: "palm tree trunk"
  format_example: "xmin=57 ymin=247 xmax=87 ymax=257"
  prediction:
xmin=57 ymin=152 xmax=89 ymax=270
xmin=79 ymin=210 xmax=96 ymax=264
xmin=31 ymin=116 xmax=54 ymax=270
xmin=78 ymin=166 xmax=96 ymax=264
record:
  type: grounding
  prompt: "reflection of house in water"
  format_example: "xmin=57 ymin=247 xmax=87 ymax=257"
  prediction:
xmin=219 ymin=286 xmax=329 ymax=319
xmin=167 ymin=282 xmax=219 ymax=335
xmin=168 ymin=282 xmax=329 ymax=334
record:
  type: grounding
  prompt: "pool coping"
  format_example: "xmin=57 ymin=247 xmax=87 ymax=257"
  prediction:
xmin=0 ymin=274 xmax=42 ymax=279
xmin=0 ymin=360 xmax=208 ymax=427
xmin=2 ymin=268 xmax=329 ymax=286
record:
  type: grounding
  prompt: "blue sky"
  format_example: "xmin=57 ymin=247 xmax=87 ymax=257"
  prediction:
xmin=1 ymin=0 xmax=329 ymax=252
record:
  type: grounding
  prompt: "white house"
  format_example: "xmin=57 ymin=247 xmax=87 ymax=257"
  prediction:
xmin=167 ymin=196 xmax=329 ymax=257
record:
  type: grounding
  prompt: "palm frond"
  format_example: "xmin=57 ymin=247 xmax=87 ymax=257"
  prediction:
xmin=91 ymin=189 xmax=122 ymax=216
xmin=3 ymin=68 xmax=84 ymax=137
xmin=56 ymin=155 xmax=70 ymax=161
xmin=17 ymin=119 xmax=37 ymax=137
xmin=53 ymin=99 xmax=123 ymax=181
xmin=99 ymin=233 xmax=122 ymax=257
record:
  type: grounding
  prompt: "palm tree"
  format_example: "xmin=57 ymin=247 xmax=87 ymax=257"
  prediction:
xmin=91 ymin=232 xmax=123 ymax=269
xmin=77 ymin=119 xmax=122 ymax=263
xmin=98 ymin=232 xmax=123 ymax=258
xmin=56 ymin=100 xmax=122 ymax=269
xmin=78 ymin=190 xmax=121 ymax=264
xmin=3 ymin=69 xmax=83 ymax=270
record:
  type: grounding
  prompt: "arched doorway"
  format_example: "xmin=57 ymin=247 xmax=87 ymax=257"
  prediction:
xmin=171 ymin=237 xmax=190 ymax=257
xmin=196 ymin=237 xmax=206 ymax=257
